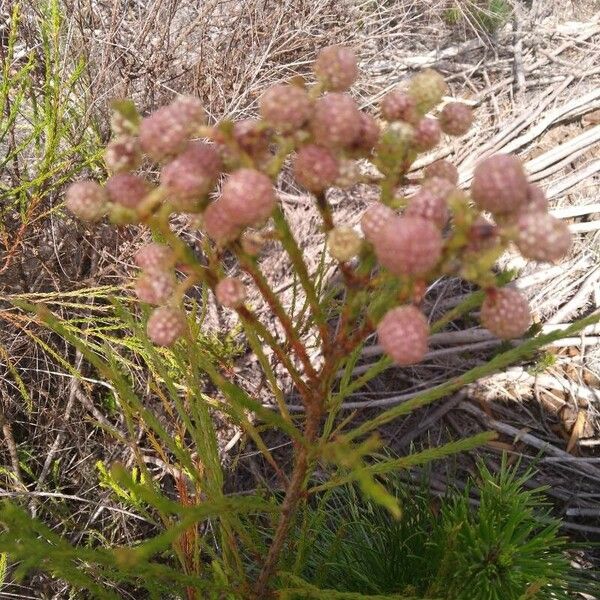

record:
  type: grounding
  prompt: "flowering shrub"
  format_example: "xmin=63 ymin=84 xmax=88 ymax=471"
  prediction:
xmin=4 ymin=45 xmax=597 ymax=599
xmin=66 ymin=50 xmax=571 ymax=354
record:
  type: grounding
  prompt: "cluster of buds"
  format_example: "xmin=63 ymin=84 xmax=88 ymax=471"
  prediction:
xmin=64 ymin=45 xmax=572 ymax=362
xmin=132 ymin=243 xmax=186 ymax=345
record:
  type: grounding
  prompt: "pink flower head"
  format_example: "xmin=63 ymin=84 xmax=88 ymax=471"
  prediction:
xmin=352 ymin=112 xmax=380 ymax=152
xmin=215 ymin=277 xmax=247 ymax=308
xmin=373 ymin=215 xmax=442 ymax=276
xmin=221 ymin=168 xmax=276 ymax=227
xmin=104 ymin=136 xmax=141 ymax=173
xmin=514 ymin=211 xmax=571 ymax=263
xmin=413 ymin=117 xmax=441 ymax=152
xmin=293 ymin=145 xmax=339 ymax=192
xmin=377 ymin=305 xmax=429 ymax=366
xmin=360 ymin=203 xmax=396 ymax=241
xmin=480 ymin=287 xmax=531 ymax=340
xmin=202 ymin=200 xmax=240 ymax=245
xmin=380 ymin=88 xmax=419 ymax=124
xmin=311 ymin=93 xmax=362 ymax=148
xmin=314 ymin=45 xmax=358 ymax=92
xmin=134 ymin=243 xmax=176 ymax=271
xmin=161 ymin=142 xmax=222 ymax=208
xmin=471 ymin=154 xmax=528 ymax=215
xmin=147 ymin=306 xmax=187 ymax=346
xmin=65 ymin=180 xmax=107 ymax=222
xmin=440 ymin=102 xmax=473 ymax=136
xmin=259 ymin=84 xmax=312 ymax=133
xmin=405 ymin=187 xmax=450 ymax=229
xmin=134 ymin=271 xmax=176 ymax=305
xmin=424 ymin=159 xmax=458 ymax=185
xmin=105 ymin=173 xmax=150 ymax=209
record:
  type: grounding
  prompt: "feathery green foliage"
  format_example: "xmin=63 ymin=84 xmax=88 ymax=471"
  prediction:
xmin=444 ymin=1 xmax=513 ymax=33
xmin=294 ymin=459 xmax=598 ymax=599
xmin=0 ymin=0 xmax=102 ymax=210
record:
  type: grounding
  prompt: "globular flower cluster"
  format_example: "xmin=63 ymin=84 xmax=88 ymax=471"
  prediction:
xmin=424 ymin=159 xmax=458 ymax=184
xmin=360 ymin=203 xmax=396 ymax=241
xmin=471 ymin=154 xmax=528 ymax=214
xmin=132 ymin=243 xmax=183 ymax=344
xmin=64 ymin=45 xmax=572 ymax=364
xmin=134 ymin=243 xmax=176 ymax=271
xmin=377 ymin=306 xmax=429 ymax=366
xmin=139 ymin=96 xmax=205 ymax=161
xmin=480 ymin=287 xmax=531 ymax=340
xmin=439 ymin=102 xmax=473 ymax=136
xmin=161 ymin=142 xmax=222 ymax=211
xmin=293 ymin=145 xmax=339 ymax=192
xmin=405 ymin=184 xmax=450 ymax=229
xmin=374 ymin=216 xmax=443 ymax=277
xmin=327 ymin=227 xmax=362 ymax=262
xmin=105 ymin=173 xmax=150 ymax=209
xmin=314 ymin=45 xmax=358 ymax=92
xmin=220 ymin=168 xmax=276 ymax=228
xmin=146 ymin=306 xmax=187 ymax=347
xmin=259 ymin=85 xmax=312 ymax=133
xmin=470 ymin=154 xmax=572 ymax=262
xmin=65 ymin=180 xmax=108 ymax=222
xmin=215 ymin=277 xmax=247 ymax=309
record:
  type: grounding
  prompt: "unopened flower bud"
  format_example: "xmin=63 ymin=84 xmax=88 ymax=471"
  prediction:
xmin=327 ymin=226 xmax=362 ymax=262
xmin=135 ymin=270 xmax=176 ymax=305
xmin=413 ymin=118 xmax=441 ymax=152
xmin=514 ymin=211 xmax=571 ymax=263
xmin=259 ymin=84 xmax=311 ymax=133
xmin=105 ymin=174 xmax=150 ymax=209
xmin=147 ymin=306 xmax=186 ymax=346
xmin=293 ymin=145 xmax=339 ymax=192
xmin=408 ymin=69 xmax=447 ymax=115
xmin=380 ymin=88 xmax=419 ymax=124
xmin=439 ymin=102 xmax=473 ymax=136
xmin=375 ymin=122 xmax=415 ymax=174
xmin=134 ymin=243 xmax=176 ymax=271
xmin=215 ymin=277 xmax=246 ymax=308
xmin=109 ymin=205 xmax=139 ymax=225
xmin=104 ymin=136 xmax=141 ymax=173
xmin=377 ymin=305 xmax=429 ymax=366
xmin=424 ymin=159 xmax=458 ymax=185
xmin=314 ymin=45 xmax=358 ymax=91
xmin=471 ymin=154 xmax=528 ymax=215
xmin=311 ymin=93 xmax=362 ymax=148
xmin=221 ymin=168 xmax=276 ymax=227
xmin=65 ymin=180 xmax=107 ymax=222
xmin=373 ymin=215 xmax=442 ymax=276
xmin=480 ymin=287 xmax=531 ymax=340
xmin=360 ymin=203 xmax=396 ymax=241
xmin=110 ymin=99 xmax=139 ymax=137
